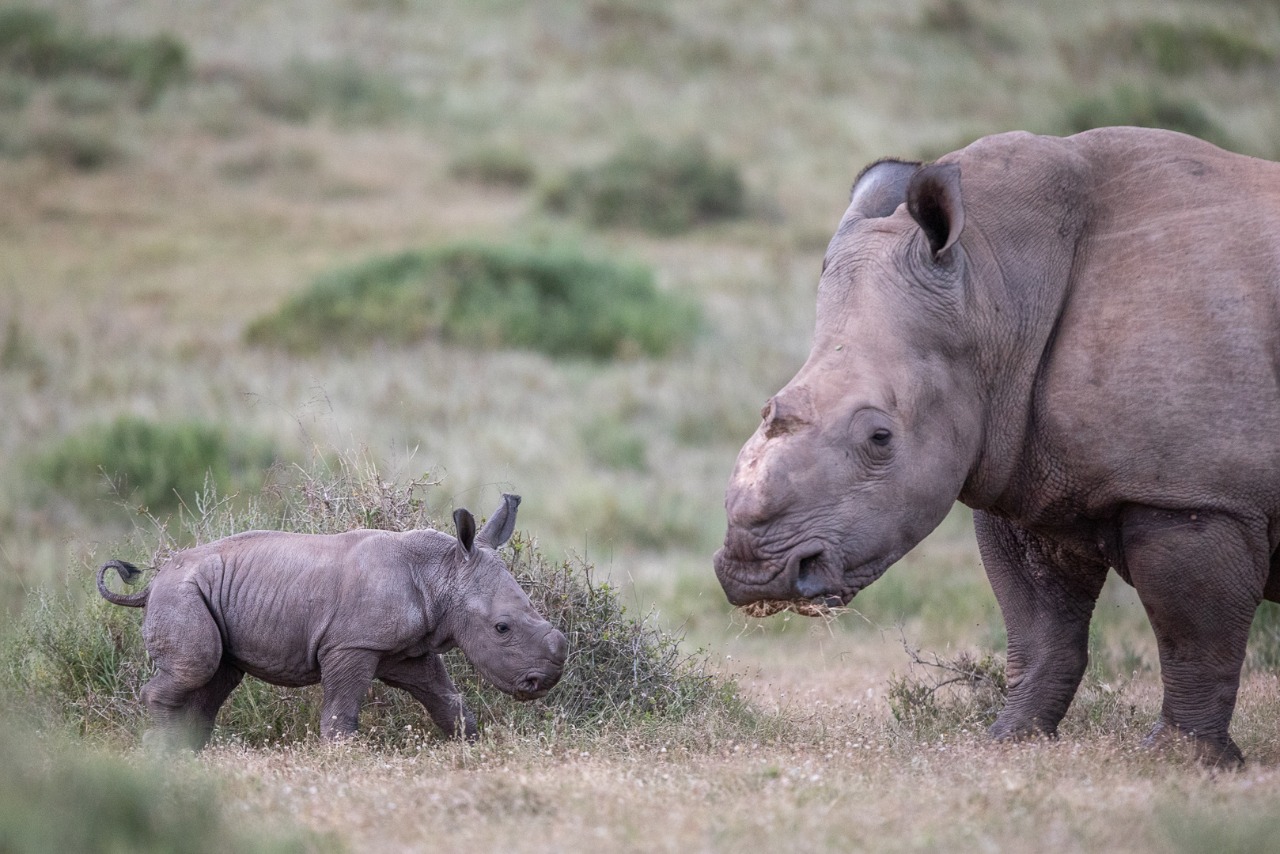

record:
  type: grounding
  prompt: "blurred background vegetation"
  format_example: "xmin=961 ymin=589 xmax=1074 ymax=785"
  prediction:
xmin=4 ymin=0 xmax=1280 ymax=800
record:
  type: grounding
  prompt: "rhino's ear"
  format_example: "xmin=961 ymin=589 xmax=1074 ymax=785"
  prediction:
xmin=454 ymin=508 xmax=477 ymax=557
xmin=476 ymin=493 xmax=521 ymax=548
xmin=850 ymin=158 xmax=920 ymax=219
xmin=907 ymin=162 xmax=964 ymax=260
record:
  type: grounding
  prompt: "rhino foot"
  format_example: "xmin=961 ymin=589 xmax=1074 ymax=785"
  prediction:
xmin=988 ymin=715 xmax=1057 ymax=743
xmin=1141 ymin=720 xmax=1243 ymax=768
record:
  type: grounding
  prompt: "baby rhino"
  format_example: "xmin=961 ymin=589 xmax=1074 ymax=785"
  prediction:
xmin=97 ymin=494 xmax=567 ymax=748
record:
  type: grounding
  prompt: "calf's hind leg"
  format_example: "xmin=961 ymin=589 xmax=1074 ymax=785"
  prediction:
xmin=139 ymin=575 xmax=226 ymax=749
xmin=1121 ymin=506 xmax=1267 ymax=766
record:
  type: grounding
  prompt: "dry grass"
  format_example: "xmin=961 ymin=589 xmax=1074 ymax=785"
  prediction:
xmin=4 ymin=0 xmax=1280 ymax=850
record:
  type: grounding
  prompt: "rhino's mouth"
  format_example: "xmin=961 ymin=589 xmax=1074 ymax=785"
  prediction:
xmin=716 ymin=541 xmax=891 ymax=614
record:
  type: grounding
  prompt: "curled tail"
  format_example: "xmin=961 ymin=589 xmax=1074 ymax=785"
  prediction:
xmin=97 ymin=559 xmax=151 ymax=607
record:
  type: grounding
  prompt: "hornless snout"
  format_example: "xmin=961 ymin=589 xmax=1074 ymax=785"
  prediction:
xmin=514 ymin=627 xmax=567 ymax=701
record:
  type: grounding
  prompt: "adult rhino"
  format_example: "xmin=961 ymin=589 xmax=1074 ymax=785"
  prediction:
xmin=714 ymin=127 xmax=1280 ymax=764
xmin=99 ymin=494 xmax=567 ymax=748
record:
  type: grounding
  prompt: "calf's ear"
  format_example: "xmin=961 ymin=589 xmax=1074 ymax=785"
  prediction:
xmin=454 ymin=508 xmax=477 ymax=556
xmin=907 ymin=162 xmax=964 ymax=259
xmin=477 ymin=493 xmax=521 ymax=548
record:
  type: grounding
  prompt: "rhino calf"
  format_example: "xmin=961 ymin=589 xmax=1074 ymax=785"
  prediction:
xmin=98 ymin=494 xmax=567 ymax=748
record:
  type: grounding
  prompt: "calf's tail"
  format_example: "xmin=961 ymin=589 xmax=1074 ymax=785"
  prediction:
xmin=97 ymin=559 xmax=151 ymax=607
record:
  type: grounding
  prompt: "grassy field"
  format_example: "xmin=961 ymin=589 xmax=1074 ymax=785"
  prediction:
xmin=4 ymin=0 xmax=1280 ymax=851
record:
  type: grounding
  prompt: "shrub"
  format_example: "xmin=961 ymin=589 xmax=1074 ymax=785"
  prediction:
xmin=0 ymin=6 xmax=187 ymax=108
xmin=238 ymin=59 xmax=412 ymax=124
xmin=544 ymin=137 xmax=746 ymax=234
xmin=886 ymin=644 xmax=1007 ymax=740
xmin=2 ymin=455 xmax=756 ymax=748
xmin=1115 ymin=20 xmax=1274 ymax=76
xmin=245 ymin=243 xmax=701 ymax=360
xmin=30 ymin=416 xmax=280 ymax=515
xmin=449 ymin=146 xmax=537 ymax=188
xmin=0 ymin=726 xmax=320 ymax=852
xmin=1064 ymin=85 xmax=1234 ymax=151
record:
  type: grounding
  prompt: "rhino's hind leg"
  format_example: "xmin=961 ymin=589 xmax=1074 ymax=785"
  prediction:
xmin=139 ymin=578 xmax=226 ymax=750
xmin=974 ymin=511 xmax=1108 ymax=741
xmin=378 ymin=654 xmax=478 ymax=740
xmin=1120 ymin=506 xmax=1266 ymax=767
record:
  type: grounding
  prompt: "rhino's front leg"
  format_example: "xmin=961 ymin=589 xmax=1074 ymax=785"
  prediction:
xmin=1120 ymin=507 xmax=1266 ymax=766
xmin=317 ymin=649 xmax=381 ymax=739
xmin=378 ymin=654 xmax=478 ymax=740
xmin=974 ymin=511 xmax=1108 ymax=740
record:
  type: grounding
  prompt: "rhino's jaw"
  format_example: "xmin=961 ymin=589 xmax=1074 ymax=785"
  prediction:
xmin=714 ymin=540 xmax=893 ymax=609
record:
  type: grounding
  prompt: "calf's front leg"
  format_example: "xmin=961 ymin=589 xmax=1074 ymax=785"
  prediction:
xmin=378 ymin=654 xmax=478 ymax=740
xmin=317 ymin=649 xmax=381 ymax=739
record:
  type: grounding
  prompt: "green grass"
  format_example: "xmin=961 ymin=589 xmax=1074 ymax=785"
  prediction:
xmin=2 ymin=457 xmax=759 ymax=748
xmin=544 ymin=136 xmax=747 ymax=234
xmin=29 ymin=416 xmax=281 ymax=516
xmin=0 ymin=6 xmax=187 ymax=108
xmin=1112 ymin=19 xmax=1275 ymax=76
xmin=245 ymin=243 xmax=702 ymax=360
xmin=237 ymin=59 xmax=413 ymax=125
xmin=0 ymin=726 xmax=326 ymax=853
xmin=1064 ymin=85 xmax=1234 ymax=151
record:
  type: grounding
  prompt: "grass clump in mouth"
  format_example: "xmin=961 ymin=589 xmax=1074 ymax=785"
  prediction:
xmin=1 ymin=453 xmax=759 ymax=749
xmin=246 ymin=242 xmax=701 ymax=360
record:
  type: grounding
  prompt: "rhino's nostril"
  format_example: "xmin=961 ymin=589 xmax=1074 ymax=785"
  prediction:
xmin=794 ymin=549 xmax=831 ymax=599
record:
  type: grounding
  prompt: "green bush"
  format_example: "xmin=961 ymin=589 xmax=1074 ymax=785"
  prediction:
xmin=246 ymin=243 xmax=701 ymax=360
xmin=0 ymin=6 xmax=187 ymax=108
xmin=1065 ymin=85 xmax=1235 ymax=151
xmin=449 ymin=145 xmax=537 ymax=188
xmin=239 ymin=59 xmax=412 ymax=124
xmin=0 ymin=727 xmax=322 ymax=853
xmin=544 ymin=137 xmax=746 ymax=234
xmin=2 ymin=456 xmax=756 ymax=748
xmin=31 ymin=416 xmax=280 ymax=515
xmin=1116 ymin=20 xmax=1274 ymax=76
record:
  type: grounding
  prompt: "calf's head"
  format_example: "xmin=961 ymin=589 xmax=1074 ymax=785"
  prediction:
xmin=715 ymin=159 xmax=986 ymax=609
xmin=446 ymin=494 xmax=568 ymax=700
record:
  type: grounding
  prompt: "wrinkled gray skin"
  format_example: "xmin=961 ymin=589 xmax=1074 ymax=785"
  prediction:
xmin=99 ymin=494 xmax=567 ymax=748
xmin=715 ymin=127 xmax=1280 ymax=765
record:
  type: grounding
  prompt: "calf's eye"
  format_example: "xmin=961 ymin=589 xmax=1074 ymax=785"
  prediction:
xmin=871 ymin=429 xmax=892 ymax=446
xmin=495 ymin=622 xmax=511 ymax=635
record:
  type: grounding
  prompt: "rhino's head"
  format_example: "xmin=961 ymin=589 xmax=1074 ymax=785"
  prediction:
xmin=445 ymin=495 xmax=568 ymax=700
xmin=715 ymin=158 xmax=986 ymax=609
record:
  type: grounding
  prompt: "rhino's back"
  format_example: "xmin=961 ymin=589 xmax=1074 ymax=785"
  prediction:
xmin=158 ymin=529 xmax=442 ymax=685
xmin=1000 ymin=128 xmax=1280 ymax=521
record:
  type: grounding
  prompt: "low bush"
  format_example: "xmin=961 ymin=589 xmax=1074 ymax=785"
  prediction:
xmin=2 ymin=455 xmax=756 ymax=748
xmin=246 ymin=243 xmax=701 ymax=360
xmin=0 ymin=6 xmax=187 ymax=108
xmin=449 ymin=145 xmax=537 ymax=188
xmin=1064 ymin=85 xmax=1234 ymax=151
xmin=0 ymin=726 xmax=321 ymax=852
xmin=30 ymin=416 xmax=280 ymax=515
xmin=544 ymin=136 xmax=746 ymax=234
xmin=238 ymin=59 xmax=412 ymax=125
xmin=1110 ymin=19 xmax=1274 ymax=77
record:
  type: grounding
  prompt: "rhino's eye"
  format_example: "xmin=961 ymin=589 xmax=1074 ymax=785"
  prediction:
xmin=495 ymin=622 xmax=511 ymax=635
xmin=870 ymin=429 xmax=892 ymax=447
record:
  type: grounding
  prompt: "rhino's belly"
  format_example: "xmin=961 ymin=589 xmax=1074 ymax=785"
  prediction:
xmin=222 ymin=630 xmax=322 ymax=688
